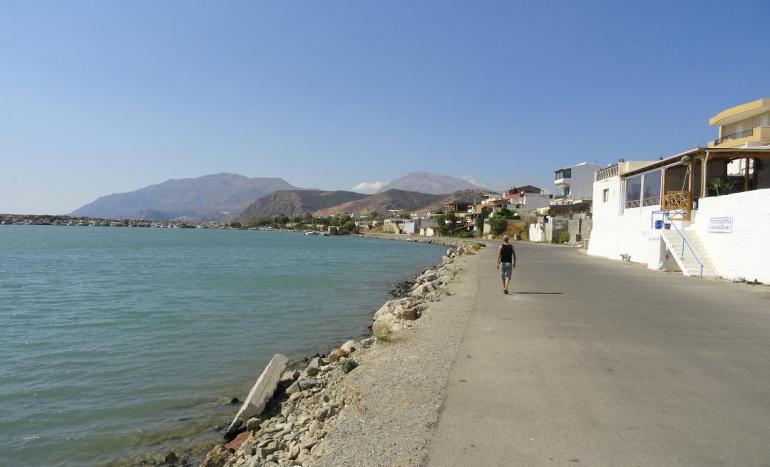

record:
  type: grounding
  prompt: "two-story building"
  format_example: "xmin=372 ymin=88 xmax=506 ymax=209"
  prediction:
xmin=588 ymin=98 xmax=770 ymax=283
xmin=505 ymin=185 xmax=553 ymax=210
xmin=553 ymin=162 xmax=602 ymax=203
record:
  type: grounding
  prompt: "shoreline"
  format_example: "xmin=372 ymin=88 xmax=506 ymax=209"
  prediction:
xmin=131 ymin=234 xmax=480 ymax=466
xmin=188 ymin=235 xmax=482 ymax=467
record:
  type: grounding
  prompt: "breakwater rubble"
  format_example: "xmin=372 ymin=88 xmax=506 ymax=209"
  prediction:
xmin=188 ymin=238 xmax=482 ymax=467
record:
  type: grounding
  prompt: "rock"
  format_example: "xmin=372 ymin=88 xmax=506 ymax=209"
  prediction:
xmin=245 ymin=417 xmax=260 ymax=431
xmin=280 ymin=370 xmax=300 ymax=383
xmin=288 ymin=391 xmax=304 ymax=402
xmin=359 ymin=337 xmax=375 ymax=348
xmin=305 ymin=357 xmax=322 ymax=376
xmin=372 ymin=314 xmax=399 ymax=339
xmin=163 ymin=451 xmax=178 ymax=464
xmin=340 ymin=340 xmax=358 ymax=354
xmin=225 ymin=431 xmax=251 ymax=451
xmin=201 ymin=445 xmax=229 ymax=467
xmin=299 ymin=378 xmax=322 ymax=390
xmin=230 ymin=397 xmax=241 ymax=405
xmin=285 ymin=381 xmax=300 ymax=395
xmin=333 ymin=348 xmax=349 ymax=359
xmin=410 ymin=281 xmax=438 ymax=298
xmin=446 ymin=248 xmax=453 ymax=256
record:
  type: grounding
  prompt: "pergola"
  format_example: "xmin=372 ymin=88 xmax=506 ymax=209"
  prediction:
xmin=622 ymin=147 xmax=770 ymax=220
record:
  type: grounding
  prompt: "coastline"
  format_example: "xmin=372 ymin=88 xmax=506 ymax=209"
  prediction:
xmin=189 ymin=235 xmax=483 ymax=467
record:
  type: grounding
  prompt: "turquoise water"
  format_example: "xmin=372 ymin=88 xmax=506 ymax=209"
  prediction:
xmin=0 ymin=226 xmax=443 ymax=466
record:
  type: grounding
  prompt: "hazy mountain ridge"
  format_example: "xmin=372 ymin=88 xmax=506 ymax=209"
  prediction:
xmin=71 ymin=173 xmax=298 ymax=220
xmin=238 ymin=190 xmax=369 ymax=220
xmin=239 ymin=188 xmax=492 ymax=221
xmin=377 ymin=172 xmax=482 ymax=194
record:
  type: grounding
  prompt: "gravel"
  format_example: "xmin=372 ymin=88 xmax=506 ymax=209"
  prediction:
xmin=313 ymin=251 xmax=480 ymax=466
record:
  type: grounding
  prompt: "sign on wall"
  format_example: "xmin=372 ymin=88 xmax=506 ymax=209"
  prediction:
xmin=708 ymin=217 xmax=733 ymax=233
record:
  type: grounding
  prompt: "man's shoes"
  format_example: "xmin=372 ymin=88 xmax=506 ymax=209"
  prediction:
xmin=503 ymin=289 xmax=509 ymax=294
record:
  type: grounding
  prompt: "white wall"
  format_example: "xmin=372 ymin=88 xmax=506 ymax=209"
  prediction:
xmin=587 ymin=174 xmax=665 ymax=268
xmin=692 ymin=189 xmax=770 ymax=283
xmin=570 ymin=163 xmax=602 ymax=200
xmin=521 ymin=193 xmax=552 ymax=209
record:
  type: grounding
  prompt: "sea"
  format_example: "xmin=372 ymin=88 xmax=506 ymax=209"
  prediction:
xmin=0 ymin=226 xmax=444 ymax=466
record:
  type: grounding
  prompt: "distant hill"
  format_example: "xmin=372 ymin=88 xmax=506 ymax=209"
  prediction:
xmin=72 ymin=173 xmax=298 ymax=220
xmin=378 ymin=172 xmax=482 ymax=195
xmin=239 ymin=188 xmax=493 ymax=221
xmin=238 ymin=190 xmax=368 ymax=220
xmin=315 ymin=189 xmax=444 ymax=216
xmin=415 ymin=189 xmax=491 ymax=214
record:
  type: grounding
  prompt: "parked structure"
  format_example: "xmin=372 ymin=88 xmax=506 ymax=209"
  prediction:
xmin=588 ymin=98 xmax=770 ymax=283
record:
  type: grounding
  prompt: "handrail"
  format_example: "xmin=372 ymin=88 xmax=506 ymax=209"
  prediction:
xmin=713 ymin=129 xmax=753 ymax=145
xmin=662 ymin=212 xmax=704 ymax=278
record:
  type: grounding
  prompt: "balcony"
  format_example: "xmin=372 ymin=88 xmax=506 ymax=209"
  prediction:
xmin=712 ymin=129 xmax=753 ymax=146
xmin=710 ymin=126 xmax=770 ymax=148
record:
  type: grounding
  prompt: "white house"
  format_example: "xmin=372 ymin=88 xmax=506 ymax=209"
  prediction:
xmin=588 ymin=148 xmax=770 ymax=282
xmin=554 ymin=162 xmax=602 ymax=203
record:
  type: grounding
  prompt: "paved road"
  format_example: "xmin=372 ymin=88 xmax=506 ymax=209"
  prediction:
xmin=428 ymin=242 xmax=770 ymax=467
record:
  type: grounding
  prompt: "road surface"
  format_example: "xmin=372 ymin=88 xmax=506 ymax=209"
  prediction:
xmin=428 ymin=241 xmax=770 ymax=467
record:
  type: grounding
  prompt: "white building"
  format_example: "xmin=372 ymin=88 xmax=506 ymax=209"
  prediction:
xmin=588 ymin=148 xmax=770 ymax=283
xmin=554 ymin=162 xmax=602 ymax=203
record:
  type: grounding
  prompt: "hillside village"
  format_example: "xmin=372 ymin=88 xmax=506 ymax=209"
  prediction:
xmin=4 ymin=98 xmax=769 ymax=283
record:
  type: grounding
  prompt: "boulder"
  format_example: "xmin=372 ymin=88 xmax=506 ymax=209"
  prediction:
xmin=201 ymin=445 xmax=229 ymax=467
xmin=305 ymin=357 xmax=322 ymax=377
xmin=340 ymin=340 xmax=358 ymax=354
xmin=410 ymin=281 xmax=439 ymax=298
xmin=359 ymin=337 xmax=375 ymax=349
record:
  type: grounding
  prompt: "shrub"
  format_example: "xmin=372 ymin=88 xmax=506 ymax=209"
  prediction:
xmin=557 ymin=231 xmax=570 ymax=244
xmin=340 ymin=358 xmax=358 ymax=373
xmin=489 ymin=215 xmax=508 ymax=236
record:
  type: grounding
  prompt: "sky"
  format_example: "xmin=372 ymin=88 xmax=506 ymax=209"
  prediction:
xmin=1 ymin=0 xmax=769 ymax=214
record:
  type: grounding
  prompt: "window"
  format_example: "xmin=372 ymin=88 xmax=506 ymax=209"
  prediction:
xmin=602 ymin=188 xmax=609 ymax=203
xmin=555 ymin=168 xmax=572 ymax=180
xmin=641 ymin=170 xmax=662 ymax=206
xmin=625 ymin=175 xmax=642 ymax=208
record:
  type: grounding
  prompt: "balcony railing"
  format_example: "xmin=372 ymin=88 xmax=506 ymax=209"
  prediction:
xmin=596 ymin=164 xmax=618 ymax=181
xmin=662 ymin=191 xmax=692 ymax=210
xmin=713 ymin=129 xmax=753 ymax=145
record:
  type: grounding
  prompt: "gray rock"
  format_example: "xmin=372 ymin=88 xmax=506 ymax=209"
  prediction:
xmin=305 ymin=357 xmax=322 ymax=377
xmin=299 ymin=378 xmax=323 ymax=390
xmin=245 ymin=417 xmax=260 ymax=431
xmin=360 ymin=337 xmax=375 ymax=348
xmin=340 ymin=340 xmax=358 ymax=354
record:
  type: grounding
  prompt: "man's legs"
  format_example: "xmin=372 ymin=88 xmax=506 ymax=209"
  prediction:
xmin=504 ymin=277 xmax=510 ymax=291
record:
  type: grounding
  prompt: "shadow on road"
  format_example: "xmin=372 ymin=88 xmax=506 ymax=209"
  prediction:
xmin=510 ymin=291 xmax=563 ymax=295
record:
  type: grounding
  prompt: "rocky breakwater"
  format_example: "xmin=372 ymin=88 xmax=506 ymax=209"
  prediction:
xmin=200 ymin=242 xmax=480 ymax=467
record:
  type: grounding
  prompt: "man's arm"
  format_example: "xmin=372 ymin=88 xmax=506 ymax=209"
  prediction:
xmin=496 ymin=245 xmax=502 ymax=269
xmin=512 ymin=246 xmax=517 ymax=268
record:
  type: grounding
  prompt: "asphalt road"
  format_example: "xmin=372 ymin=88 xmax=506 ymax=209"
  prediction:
xmin=428 ymin=241 xmax=770 ymax=467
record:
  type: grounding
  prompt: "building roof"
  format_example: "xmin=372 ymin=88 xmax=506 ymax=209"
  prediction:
xmin=709 ymin=97 xmax=770 ymax=126
xmin=619 ymin=147 xmax=770 ymax=178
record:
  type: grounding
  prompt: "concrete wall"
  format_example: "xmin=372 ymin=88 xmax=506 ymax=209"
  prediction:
xmin=570 ymin=163 xmax=602 ymax=200
xmin=588 ymin=174 xmax=665 ymax=268
xmin=692 ymin=189 xmax=770 ymax=283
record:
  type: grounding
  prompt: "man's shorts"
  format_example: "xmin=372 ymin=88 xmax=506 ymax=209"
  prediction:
xmin=500 ymin=262 xmax=513 ymax=278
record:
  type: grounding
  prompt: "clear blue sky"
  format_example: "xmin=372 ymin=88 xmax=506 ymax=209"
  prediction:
xmin=2 ymin=0 xmax=768 ymax=214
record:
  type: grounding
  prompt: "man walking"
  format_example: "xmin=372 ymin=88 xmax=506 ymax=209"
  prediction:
xmin=496 ymin=236 xmax=516 ymax=294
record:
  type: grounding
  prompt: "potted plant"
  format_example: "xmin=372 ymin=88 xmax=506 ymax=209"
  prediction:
xmin=710 ymin=177 xmax=734 ymax=196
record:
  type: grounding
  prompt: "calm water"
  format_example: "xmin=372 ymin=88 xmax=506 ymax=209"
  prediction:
xmin=0 ymin=226 xmax=443 ymax=466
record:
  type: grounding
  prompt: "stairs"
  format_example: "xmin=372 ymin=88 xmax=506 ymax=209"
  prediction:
xmin=660 ymin=228 xmax=716 ymax=278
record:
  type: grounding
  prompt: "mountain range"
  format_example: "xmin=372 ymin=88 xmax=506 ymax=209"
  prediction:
xmin=71 ymin=173 xmax=297 ymax=220
xmin=71 ymin=172 xmax=490 ymax=221
xmin=377 ymin=172 xmax=482 ymax=194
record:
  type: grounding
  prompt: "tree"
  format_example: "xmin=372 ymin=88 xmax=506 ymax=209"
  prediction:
xmin=489 ymin=215 xmax=508 ymax=236
xmin=229 ymin=221 xmax=242 ymax=229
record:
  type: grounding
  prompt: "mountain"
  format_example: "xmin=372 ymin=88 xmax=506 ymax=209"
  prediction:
xmin=239 ymin=188 xmax=493 ymax=221
xmin=238 ymin=190 xmax=368 ymax=220
xmin=314 ymin=189 xmax=444 ymax=216
xmin=72 ymin=173 xmax=298 ymax=220
xmin=377 ymin=172 xmax=482 ymax=195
